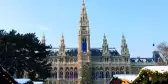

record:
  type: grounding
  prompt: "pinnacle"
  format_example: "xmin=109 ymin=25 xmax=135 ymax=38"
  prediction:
xmin=82 ymin=0 xmax=85 ymax=4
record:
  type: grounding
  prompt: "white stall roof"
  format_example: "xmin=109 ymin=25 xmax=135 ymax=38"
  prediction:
xmin=33 ymin=81 xmax=44 ymax=84
xmin=15 ymin=78 xmax=31 ymax=84
xmin=113 ymin=74 xmax=137 ymax=82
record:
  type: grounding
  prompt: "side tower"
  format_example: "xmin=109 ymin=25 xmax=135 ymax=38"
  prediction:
xmin=121 ymin=34 xmax=131 ymax=74
xmin=58 ymin=34 xmax=66 ymax=56
xmin=121 ymin=34 xmax=130 ymax=56
xmin=102 ymin=33 xmax=110 ymax=56
xmin=77 ymin=0 xmax=92 ymax=84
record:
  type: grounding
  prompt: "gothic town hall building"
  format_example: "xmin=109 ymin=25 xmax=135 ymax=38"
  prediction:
xmin=45 ymin=1 xmax=167 ymax=84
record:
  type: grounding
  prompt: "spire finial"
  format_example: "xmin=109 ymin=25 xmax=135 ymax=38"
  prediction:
xmin=82 ymin=0 xmax=84 ymax=4
xmin=61 ymin=33 xmax=64 ymax=39
xmin=41 ymin=32 xmax=45 ymax=44
xmin=43 ymin=32 xmax=45 ymax=37
xmin=122 ymin=33 xmax=125 ymax=39
xmin=103 ymin=33 xmax=107 ymax=41
xmin=104 ymin=33 xmax=106 ymax=38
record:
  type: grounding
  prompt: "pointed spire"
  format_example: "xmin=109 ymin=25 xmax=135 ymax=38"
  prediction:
xmin=121 ymin=34 xmax=130 ymax=56
xmin=102 ymin=33 xmax=110 ymax=56
xmin=61 ymin=33 xmax=64 ymax=41
xmin=103 ymin=33 xmax=107 ymax=41
xmin=43 ymin=32 xmax=45 ymax=37
xmin=104 ymin=33 xmax=106 ymax=39
xmin=58 ymin=34 xmax=66 ymax=56
xmin=122 ymin=33 xmax=125 ymax=40
xmin=82 ymin=0 xmax=85 ymax=4
xmin=79 ymin=0 xmax=89 ymax=26
xmin=41 ymin=32 xmax=45 ymax=44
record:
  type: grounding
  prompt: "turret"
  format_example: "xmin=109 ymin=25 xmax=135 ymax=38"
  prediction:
xmin=41 ymin=32 xmax=45 ymax=45
xmin=102 ymin=33 xmax=110 ymax=56
xmin=58 ymin=34 xmax=66 ymax=56
xmin=121 ymin=34 xmax=130 ymax=56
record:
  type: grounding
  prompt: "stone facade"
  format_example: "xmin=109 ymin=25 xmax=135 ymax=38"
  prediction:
xmin=43 ymin=1 xmax=167 ymax=84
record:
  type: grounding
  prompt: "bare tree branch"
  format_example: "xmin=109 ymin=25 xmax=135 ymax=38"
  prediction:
xmin=157 ymin=42 xmax=168 ymax=56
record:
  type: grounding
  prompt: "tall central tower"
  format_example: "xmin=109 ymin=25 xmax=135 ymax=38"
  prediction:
xmin=78 ymin=0 xmax=91 ymax=63
xmin=77 ymin=1 xmax=92 ymax=84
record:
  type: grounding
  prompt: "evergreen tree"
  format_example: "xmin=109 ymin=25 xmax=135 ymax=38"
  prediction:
xmin=0 ymin=65 xmax=18 ymax=84
xmin=0 ymin=29 xmax=52 ymax=80
xmin=81 ymin=63 xmax=93 ymax=84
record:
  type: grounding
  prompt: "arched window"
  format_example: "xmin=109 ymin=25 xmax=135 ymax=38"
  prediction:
xmin=70 ymin=71 xmax=73 ymax=79
xmin=74 ymin=68 xmax=78 ymax=79
xmin=55 ymin=72 xmax=57 ymax=78
xmin=126 ymin=67 xmax=129 ymax=74
xmin=69 ymin=68 xmax=73 ymax=79
xmin=59 ymin=71 xmax=63 ymax=79
xmin=116 ymin=71 xmax=120 ymax=74
xmin=106 ymin=71 xmax=110 ymax=78
xmin=54 ymin=68 xmax=57 ymax=79
xmin=99 ymin=71 xmax=104 ymax=78
xmin=65 ymin=72 xmax=69 ymax=79
xmin=120 ymin=71 xmax=124 ymax=74
xmin=65 ymin=68 xmax=69 ymax=79
xmin=74 ymin=72 xmax=78 ymax=79
xmin=111 ymin=71 xmax=115 ymax=77
xmin=95 ymin=71 xmax=99 ymax=79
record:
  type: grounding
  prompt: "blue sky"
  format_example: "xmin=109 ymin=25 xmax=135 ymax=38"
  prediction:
xmin=0 ymin=0 xmax=168 ymax=58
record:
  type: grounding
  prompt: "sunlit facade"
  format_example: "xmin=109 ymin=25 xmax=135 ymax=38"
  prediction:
xmin=43 ymin=1 xmax=166 ymax=84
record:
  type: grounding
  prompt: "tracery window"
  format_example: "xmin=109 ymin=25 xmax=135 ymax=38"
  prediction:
xmin=126 ymin=67 xmax=129 ymax=74
xmin=70 ymin=71 xmax=73 ymax=79
xmin=99 ymin=71 xmax=104 ymax=78
xmin=106 ymin=71 xmax=110 ymax=78
xmin=70 ymin=68 xmax=73 ymax=79
xmin=59 ymin=71 xmax=63 ymax=79
xmin=65 ymin=68 xmax=69 ymax=79
xmin=59 ymin=68 xmax=63 ymax=79
xmin=111 ymin=71 xmax=115 ymax=76
xmin=74 ymin=68 xmax=78 ymax=79
xmin=116 ymin=71 xmax=120 ymax=74
xmin=54 ymin=68 xmax=57 ymax=78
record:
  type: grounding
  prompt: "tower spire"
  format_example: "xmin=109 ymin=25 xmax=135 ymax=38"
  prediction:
xmin=61 ymin=33 xmax=64 ymax=41
xmin=121 ymin=34 xmax=130 ymax=56
xmin=104 ymin=33 xmax=106 ymax=40
xmin=79 ymin=0 xmax=89 ymax=27
xmin=78 ymin=0 xmax=90 ymax=63
xmin=102 ymin=33 xmax=110 ymax=56
xmin=58 ymin=34 xmax=66 ymax=56
xmin=41 ymin=32 xmax=45 ymax=45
